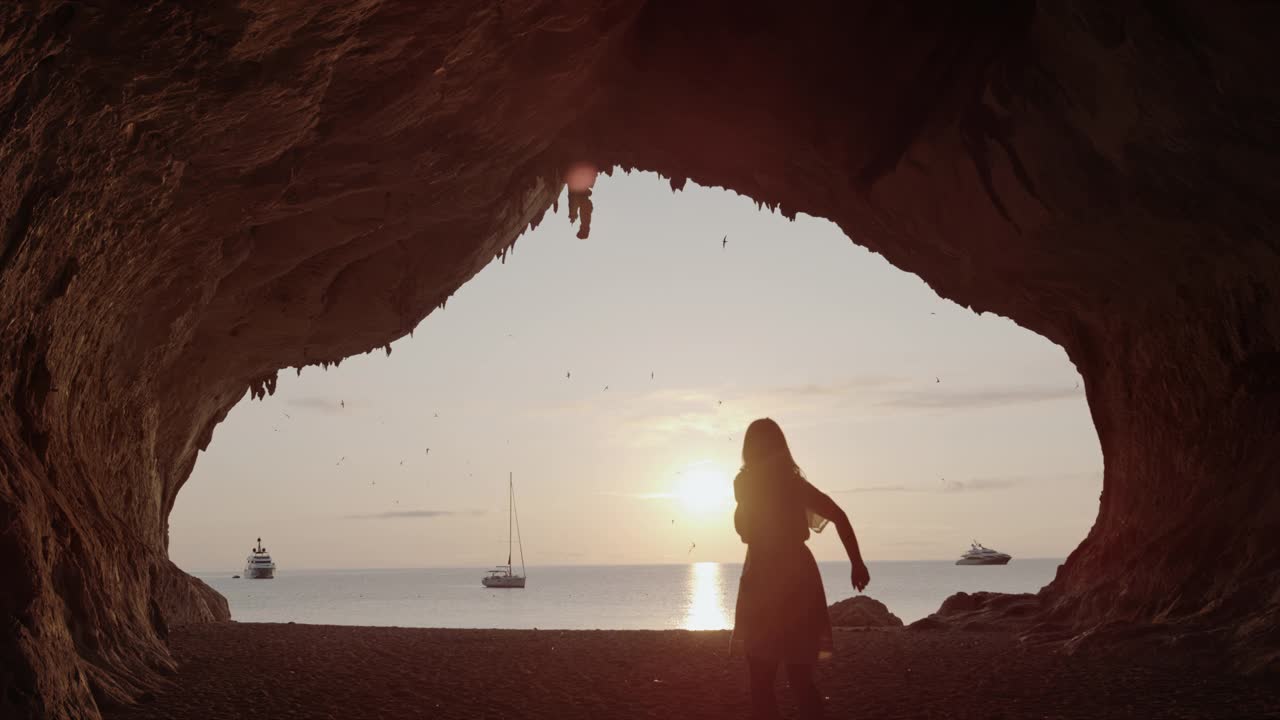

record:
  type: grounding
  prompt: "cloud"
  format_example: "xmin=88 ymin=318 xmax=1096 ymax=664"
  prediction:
xmin=766 ymin=376 xmax=906 ymax=399
xmin=833 ymin=471 xmax=1099 ymax=496
xmin=627 ymin=379 xmax=1082 ymax=438
xmin=596 ymin=491 xmax=675 ymax=500
xmin=592 ymin=389 xmax=753 ymax=448
xmin=880 ymin=539 xmax=941 ymax=547
xmin=344 ymin=509 xmax=486 ymax=520
xmin=834 ymin=476 xmax=1027 ymax=495
xmin=835 ymin=484 xmax=913 ymax=494
xmin=876 ymin=385 xmax=1080 ymax=411
xmin=756 ymin=376 xmax=1081 ymax=414
xmin=528 ymin=376 xmax=1084 ymax=451
xmin=939 ymin=477 xmax=1023 ymax=493
xmin=643 ymin=412 xmax=729 ymax=437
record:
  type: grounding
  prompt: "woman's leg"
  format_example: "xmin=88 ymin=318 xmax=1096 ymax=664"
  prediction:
xmin=785 ymin=663 xmax=823 ymax=719
xmin=747 ymin=656 xmax=780 ymax=719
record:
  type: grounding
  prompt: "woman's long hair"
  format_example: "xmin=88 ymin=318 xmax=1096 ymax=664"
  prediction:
xmin=741 ymin=417 xmax=801 ymax=476
xmin=738 ymin=417 xmax=828 ymax=534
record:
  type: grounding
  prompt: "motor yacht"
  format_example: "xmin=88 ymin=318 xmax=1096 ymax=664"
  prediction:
xmin=955 ymin=541 xmax=1011 ymax=565
xmin=244 ymin=538 xmax=277 ymax=578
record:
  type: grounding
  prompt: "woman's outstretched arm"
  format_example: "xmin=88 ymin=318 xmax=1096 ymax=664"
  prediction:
xmin=802 ymin=481 xmax=870 ymax=591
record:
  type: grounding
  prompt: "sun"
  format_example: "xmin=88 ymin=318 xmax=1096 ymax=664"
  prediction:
xmin=674 ymin=462 xmax=733 ymax=514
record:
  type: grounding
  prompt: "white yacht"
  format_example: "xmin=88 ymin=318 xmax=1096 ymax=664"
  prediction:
xmin=244 ymin=538 xmax=277 ymax=578
xmin=955 ymin=541 xmax=1011 ymax=566
xmin=482 ymin=473 xmax=526 ymax=589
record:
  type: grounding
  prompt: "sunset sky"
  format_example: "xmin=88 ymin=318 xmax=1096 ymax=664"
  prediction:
xmin=170 ymin=171 xmax=1102 ymax=571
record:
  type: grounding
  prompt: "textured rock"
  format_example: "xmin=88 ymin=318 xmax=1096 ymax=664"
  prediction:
xmin=828 ymin=596 xmax=903 ymax=628
xmin=906 ymin=617 xmax=949 ymax=633
xmin=1 ymin=2 xmax=1278 ymax=717
xmin=912 ymin=592 xmax=1044 ymax=633
xmin=939 ymin=592 xmax=1039 ymax=620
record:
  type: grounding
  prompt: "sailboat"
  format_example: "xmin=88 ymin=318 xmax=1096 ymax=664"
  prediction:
xmin=482 ymin=472 xmax=526 ymax=588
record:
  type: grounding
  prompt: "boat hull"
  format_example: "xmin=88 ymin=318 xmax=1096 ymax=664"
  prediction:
xmin=482 ymin=576 xmax=526 ymax=588
xmin=955 ymin=556 xmax=1011 ymax=566
xmin=245 ymin=567 xmax=275 ymax=578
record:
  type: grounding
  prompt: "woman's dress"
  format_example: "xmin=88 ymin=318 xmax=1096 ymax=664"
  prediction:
xmin=730 ymin=467 xmax=834 ymax=663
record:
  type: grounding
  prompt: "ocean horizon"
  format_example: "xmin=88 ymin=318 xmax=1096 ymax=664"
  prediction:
xmin=194 ymin=558 xmax=1064 ymax=630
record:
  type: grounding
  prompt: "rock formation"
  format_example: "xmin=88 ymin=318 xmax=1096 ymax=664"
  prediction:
xmin=1 ymin=2 xmax=1277 ymax=717
xmin=909 ymin=592 xmax=1043 ymax=633
xmin=829 ymin=596 xmax=903 ymax=629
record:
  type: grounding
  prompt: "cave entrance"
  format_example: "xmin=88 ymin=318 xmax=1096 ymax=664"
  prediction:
xmin=169 ymin=170 xmax=1101 ymax=626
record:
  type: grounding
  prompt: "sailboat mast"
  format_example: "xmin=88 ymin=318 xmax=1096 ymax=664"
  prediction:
xmin=512 ymin=472 xmax=526 ymax=577
xmin=507 ymin=473 xmax=513 ymax=568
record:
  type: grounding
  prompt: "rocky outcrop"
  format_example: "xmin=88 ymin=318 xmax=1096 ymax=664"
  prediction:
xmin=915 ymin=591 xmax=1279 ymax=676
xmin=829 ymin=597 xmax=903 ymax=628
xmin=1 ymin=2 xmax=1277 ymax=717
xmin=910 ymin=592 xmax=1044 ymax=633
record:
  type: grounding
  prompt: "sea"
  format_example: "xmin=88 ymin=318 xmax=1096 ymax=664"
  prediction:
xmin=195 ymin=559 xmax=1062 ymax=630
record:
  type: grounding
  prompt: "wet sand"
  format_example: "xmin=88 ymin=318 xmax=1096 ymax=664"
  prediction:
xmin=106 ymin=623 xmax=1278 ymax=719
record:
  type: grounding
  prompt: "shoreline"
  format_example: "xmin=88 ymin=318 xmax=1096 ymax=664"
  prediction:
xmin=195 ymin=560 xmax=1067 ymax=630
xmin=104 ymin=622 xmax=1278 ymax=719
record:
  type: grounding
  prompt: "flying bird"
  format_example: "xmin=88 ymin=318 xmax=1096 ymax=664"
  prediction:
xmin=425 ymin=448 xmax=430 ymax=455
xmin=399 ymin=460 xmax=404 ymax=466
xmin=935 ymin=377 xmax=940 ymax=383
xmin=603 ymin=385 xmax=609 ymax=391
xmin=721 ymin=235 xmax=727 ymax=249
xmin=566 ymin=371 xmax=571 ymax=379
xmin=433 ymin=412 xmax=439 ymax=418
xmin=283 ymin=412 xmax=291 ymax=419
xmin=336 ymin=456 xmax=345 ymax=466
xmin=340 ymin=400 xmax=345 ymax=408
xmin=688 ymin=541 xmax=696 ymax=555
xmin=651 ymin=371 xmax=654 ymax=380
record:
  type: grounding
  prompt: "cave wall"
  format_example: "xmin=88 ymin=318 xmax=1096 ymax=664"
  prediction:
xmin=587 ymin=1 xmax=1280 ymax=638
xmin=1 ymin=1 xmax=1277 ymax=717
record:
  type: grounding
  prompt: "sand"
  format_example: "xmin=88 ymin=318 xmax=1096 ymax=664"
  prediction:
xmin=104 ymin=623 xmax=1278 ymax=719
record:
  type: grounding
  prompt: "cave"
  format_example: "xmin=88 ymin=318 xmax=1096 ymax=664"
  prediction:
xmin=1 ymin=1 xmax=1277 ymax=717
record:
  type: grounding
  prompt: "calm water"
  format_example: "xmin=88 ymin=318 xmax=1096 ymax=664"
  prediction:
xmin=197 ymin=559 xmax=1062 ymax=630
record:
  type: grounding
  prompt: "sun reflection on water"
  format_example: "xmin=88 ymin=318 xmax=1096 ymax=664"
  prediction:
xmin=683 ymin=561 xmax=731 ymax=630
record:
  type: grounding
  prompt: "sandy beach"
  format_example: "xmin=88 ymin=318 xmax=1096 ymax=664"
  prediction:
xmin=103 ymin=623 xmax=1277 ymax=719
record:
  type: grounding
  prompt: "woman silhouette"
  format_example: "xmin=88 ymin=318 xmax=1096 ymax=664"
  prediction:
xmin=731 ymin=418 xmax=870 ymax=719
